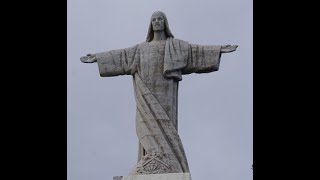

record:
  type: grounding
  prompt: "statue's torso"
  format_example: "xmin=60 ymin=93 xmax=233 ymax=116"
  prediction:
xmin=138 ymin=40 xmax=178 ymax=128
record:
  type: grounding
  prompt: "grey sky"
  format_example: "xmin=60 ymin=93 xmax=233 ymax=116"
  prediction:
xmin=67 ymin=0 xmax=252 ymax=180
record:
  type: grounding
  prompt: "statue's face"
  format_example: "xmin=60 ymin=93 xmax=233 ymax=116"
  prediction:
xmin=151 ymin=12 xmax=165 ymax=32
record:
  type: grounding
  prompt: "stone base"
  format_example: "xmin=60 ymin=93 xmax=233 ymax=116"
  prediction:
xmin=113 ymin=173 xmax=192 ymax=180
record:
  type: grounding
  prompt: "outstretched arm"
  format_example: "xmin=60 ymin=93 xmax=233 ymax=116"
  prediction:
xmin=181 ymin=42 xmax=238 ymax=75
xmin=80 ymin=54 xmax=97 ymax=63
xmin=80 ymin=44 xmax=140 ymax=77
xmin=221 ymin=45 xmax=238 ymax=53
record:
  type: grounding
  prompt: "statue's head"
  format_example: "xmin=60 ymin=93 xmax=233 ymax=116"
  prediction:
xmin=146 ymin=11 xmax=174 ymax=42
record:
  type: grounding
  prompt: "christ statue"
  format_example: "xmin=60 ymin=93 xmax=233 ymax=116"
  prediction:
xmin=80 ymin=11 xmax=238 ymax=175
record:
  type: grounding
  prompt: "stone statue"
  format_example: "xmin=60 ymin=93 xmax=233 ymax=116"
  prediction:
xmin=80 ymin=11 xmax=238 ymax=175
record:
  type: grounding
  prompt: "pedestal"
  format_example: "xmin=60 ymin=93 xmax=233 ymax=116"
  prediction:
xmin=113 ymin=173 xmax=192 ymax=180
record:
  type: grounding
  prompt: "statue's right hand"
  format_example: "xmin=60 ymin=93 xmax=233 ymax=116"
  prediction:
xmin=80 ymin=54 xmax=97 ymax=63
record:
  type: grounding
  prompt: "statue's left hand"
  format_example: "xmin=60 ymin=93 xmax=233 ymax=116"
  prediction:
xmin=221 ymin=45 xmax=238 ymax=53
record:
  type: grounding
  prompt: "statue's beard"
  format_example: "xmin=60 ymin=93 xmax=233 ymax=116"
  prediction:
xmin=153 ymin=28 xmax=164 ymax=32
xmin=153 ymin=25 xmax=164 ymax=32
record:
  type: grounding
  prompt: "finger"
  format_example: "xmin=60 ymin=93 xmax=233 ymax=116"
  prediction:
xmin=81 ymin=57 xmax=88 ymax=62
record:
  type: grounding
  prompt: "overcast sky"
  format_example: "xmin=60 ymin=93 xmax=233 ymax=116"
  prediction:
xmin=67 ymin=0 xmax=252 ymax=180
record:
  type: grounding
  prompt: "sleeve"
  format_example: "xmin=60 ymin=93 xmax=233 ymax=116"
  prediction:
xmin=95 ymin=44 xmax=140 ymax=77
xmin=181 ymin=44 xmax=222 ymax=75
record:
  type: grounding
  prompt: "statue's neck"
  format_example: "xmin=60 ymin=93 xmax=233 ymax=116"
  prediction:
xmin=152 ymin=31 xmax=166 ymax=41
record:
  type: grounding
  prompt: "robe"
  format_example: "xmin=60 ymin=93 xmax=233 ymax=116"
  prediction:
xmin=95 ymin=38 xmax=221 ymax=174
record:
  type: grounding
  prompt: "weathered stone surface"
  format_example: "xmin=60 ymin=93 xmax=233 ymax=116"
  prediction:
xmin=115 ymin=173 xmax=192 ymax=180
xmin=81 ymin=11 xmax=238 ymax=175
xmin=113 ymin=176 xmax=123 ymax=180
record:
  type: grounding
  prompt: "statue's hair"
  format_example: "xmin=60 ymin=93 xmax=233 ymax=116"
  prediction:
xmin=146 ymin=11 xmax=174 ymax=42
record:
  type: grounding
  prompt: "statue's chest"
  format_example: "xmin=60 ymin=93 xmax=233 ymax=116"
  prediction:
xmin=149 ymin=41 xmax=166 ymax=57
xmin=140 ymin=41 xmax=166 ymax=77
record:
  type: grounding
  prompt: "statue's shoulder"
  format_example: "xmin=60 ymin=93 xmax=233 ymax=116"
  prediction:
xmin=170 ymin=38 xmax=189 ymax=49
xmin=172 ymin=38 xmax=188 ymax=43
xmin=138 ymin=42 xmax=149 ymax=48
xmin=171 ymin=38 xmax=189 ymax=44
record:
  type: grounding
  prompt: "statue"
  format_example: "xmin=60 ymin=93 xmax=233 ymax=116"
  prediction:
xmin=80 ymin=11 xmax=238 ymax=175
